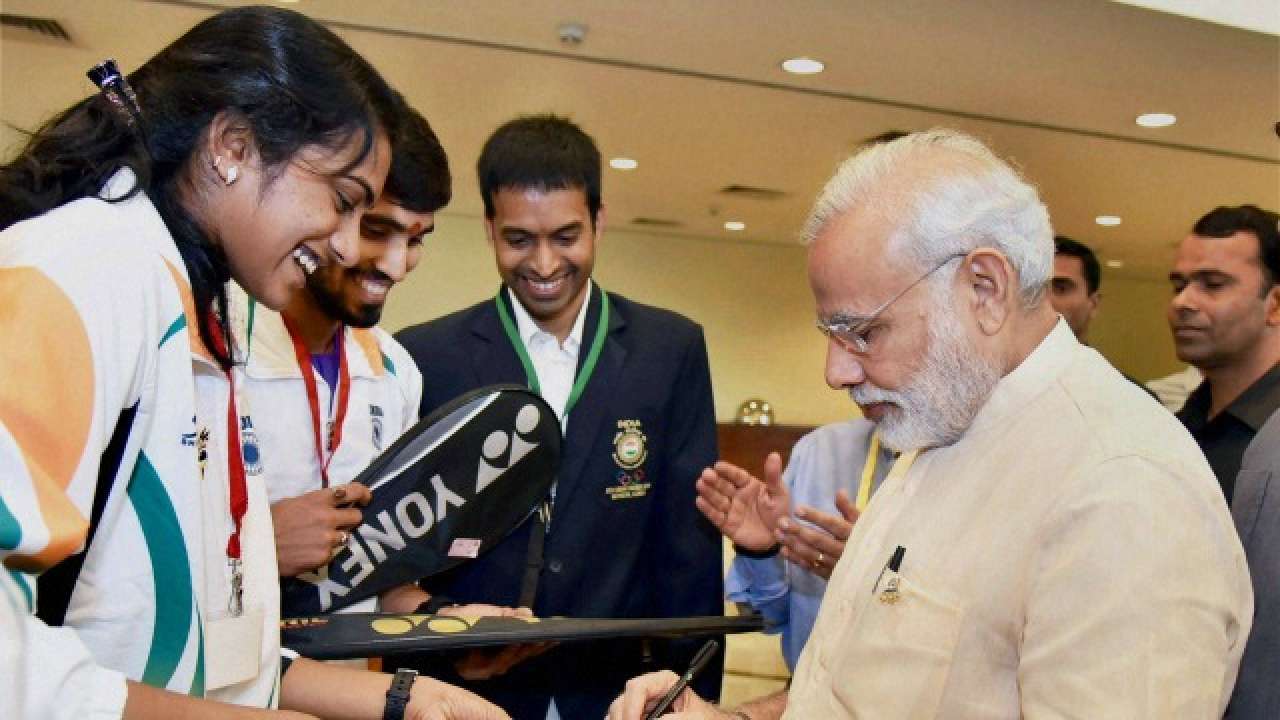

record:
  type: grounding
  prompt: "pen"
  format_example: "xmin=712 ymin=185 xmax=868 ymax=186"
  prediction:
xmin=888 ymin=545 xmax=906 ymax=572
xmin=644 ymin=638 xmax=720 ymax=720
xmin=872 ymin=545 xmax=907 ymax=594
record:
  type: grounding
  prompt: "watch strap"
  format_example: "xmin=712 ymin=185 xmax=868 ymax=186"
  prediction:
xmin=383 ymin=668 xmax=417 ymax=720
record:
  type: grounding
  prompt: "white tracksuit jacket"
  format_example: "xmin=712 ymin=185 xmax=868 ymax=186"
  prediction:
xmin=227 ymin=284 xmax=422 ymax=509
xmin=0 ymin=171 xmax=280 ymax=718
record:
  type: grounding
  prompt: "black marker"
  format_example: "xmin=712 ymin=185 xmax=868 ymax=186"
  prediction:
xmin=644 ymin=638 xmax=720 ymax=720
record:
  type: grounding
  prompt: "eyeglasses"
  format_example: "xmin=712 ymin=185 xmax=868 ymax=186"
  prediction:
xmin=816 ymin=252 xmax=967 ymax=354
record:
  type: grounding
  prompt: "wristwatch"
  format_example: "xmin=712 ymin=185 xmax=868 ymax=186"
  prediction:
xmin=382 ymin=668 xmax=418 ymax=720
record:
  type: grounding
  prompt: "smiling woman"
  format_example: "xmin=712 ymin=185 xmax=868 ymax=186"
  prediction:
xmin=0 ymin=5 xmax=503 ymax=720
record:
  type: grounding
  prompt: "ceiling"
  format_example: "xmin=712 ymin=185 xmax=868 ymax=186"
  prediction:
xmin=2 ymin=0 xmax=1277 ymax=280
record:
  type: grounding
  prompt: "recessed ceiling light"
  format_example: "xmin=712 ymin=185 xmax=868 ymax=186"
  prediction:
xmin=724 ymin=221 xmax=746 ymax=231
xmin=609 ymin=157 xmax=638 ymax=171
xmin=1095 ymin=215 xmax=1122 ymax=227
xmin=1135 ymin=113 xmax=1177 ymax=128
xmin=1106 ymin=260 xmax=1124 ymax=268
xmin=781 ymin=57 xmax=824 ymax=75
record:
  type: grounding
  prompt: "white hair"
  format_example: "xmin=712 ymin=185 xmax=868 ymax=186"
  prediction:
xmin=850 ymin=279 xmax=1003 ymax=451
xmin=802 ymin=128 xmax=1054 ymax=306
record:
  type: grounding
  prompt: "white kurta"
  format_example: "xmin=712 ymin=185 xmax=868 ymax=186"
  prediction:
xmin=787 ymin=320 xmax=1252 ymax=719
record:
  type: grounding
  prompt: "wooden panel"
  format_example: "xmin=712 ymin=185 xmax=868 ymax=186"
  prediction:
xmin=715 ymin=426 xmax=814 ymax=683
xmin=717 ymin=424 xmax=815 ymax=479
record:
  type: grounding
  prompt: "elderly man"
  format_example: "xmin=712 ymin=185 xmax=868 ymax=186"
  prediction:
xmin=609 ymin=129 xmax=1251 ymax=719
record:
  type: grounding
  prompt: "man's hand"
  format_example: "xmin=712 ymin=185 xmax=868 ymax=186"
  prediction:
xmin=439 ymin=606 xmax=554 ymax=681
xmin=695 ymin=453 xmax=790 ymax=552
xmin=406 ymin=675 xmax=509 ymax=720
xmin=776 ymin=488 xmax=859 ymax=580
xmin=606 ymin=671 xmax=730 ymax=719
xmin=452 ymin=641 xmax=555 ymax=681
xmin=379 ymin=583 xmax=431 ymax=613
xmin=438 ymin=604 xmax=533 ymax=620
xmin=271 ymin=483 xmax=372 ymax=577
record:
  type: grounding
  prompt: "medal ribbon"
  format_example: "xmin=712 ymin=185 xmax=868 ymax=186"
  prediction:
xmin=282 ymin=316 xmax=352 ymax=488
xmin=494 ymin=283 xmax=609 ymax=422
xmin=206 ymin=317 xmax=248 ymax=561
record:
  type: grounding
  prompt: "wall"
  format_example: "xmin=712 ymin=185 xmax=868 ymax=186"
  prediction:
xmin=380 ymin=213 xmax=857 ymax=426
xmin=381 ymin=213 xmax=1187 ymax=426
xmin=1088 ymin=271 xmax=1184 ymax=382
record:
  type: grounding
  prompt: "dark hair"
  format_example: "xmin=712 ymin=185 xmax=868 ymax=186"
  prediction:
xmin=384 ymin=100 xmax=451 ymax=213
xmin=476 ymin=114 xmax=601 ymax=221
xmin=0 ymin=6 xmax=398 ymax=368
xmin=1192 ymin=205 xmax=1280 ymax=290
xmin=862 ymin=130 xmax=911 ymax=146
xmin=1054 ymin=236 xmax=1101 ymax=295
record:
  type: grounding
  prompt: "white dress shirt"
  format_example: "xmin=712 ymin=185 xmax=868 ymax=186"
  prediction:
xmin=508 ymin=280 xmax=593 ymax=720
xmin=507 ymin=279 xmax=592 ymax=432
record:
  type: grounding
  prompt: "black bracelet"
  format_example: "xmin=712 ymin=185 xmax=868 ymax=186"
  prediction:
xmin=414 ymin=594 xmax=455 ymax=615
xmin=733 ymin=542 xmax=781 ymax=559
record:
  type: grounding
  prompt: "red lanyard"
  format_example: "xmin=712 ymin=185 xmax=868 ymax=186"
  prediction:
xmin=282 ymin=317 xmax=352 ymax=488
xmin=206 ymin=318 xmax=248 ymax=562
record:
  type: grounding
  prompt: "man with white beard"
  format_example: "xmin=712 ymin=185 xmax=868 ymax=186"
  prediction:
xmin=608 ymin=129 xmax=1252 ymax=719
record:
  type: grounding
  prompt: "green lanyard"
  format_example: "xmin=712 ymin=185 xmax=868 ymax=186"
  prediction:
xmin=494 ymin=284 xmax=609 ymax=421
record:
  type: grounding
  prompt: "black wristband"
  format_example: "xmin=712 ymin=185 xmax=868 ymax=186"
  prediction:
xmin=383 ymin=668 xmax=417 ymax=720
xmin=733 ymin=542 xmax=781 ymax=559
xmin=414 ymin=594 xmax=455 ymax=615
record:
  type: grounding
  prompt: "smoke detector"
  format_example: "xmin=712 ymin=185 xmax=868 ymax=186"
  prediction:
xmin=558 ymin=22 xmax=587 ymax=46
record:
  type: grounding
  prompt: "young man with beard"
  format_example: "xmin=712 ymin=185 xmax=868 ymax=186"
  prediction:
xmin=608 ymin=129 xmax=1251 ymax=720
xmin=230 ymin=106 xmax=451 ymax=615
xmin=1169 ymin=205 xmax=1280 ymax=504
xmin=394 ymin=115 xmax=722 ymax=720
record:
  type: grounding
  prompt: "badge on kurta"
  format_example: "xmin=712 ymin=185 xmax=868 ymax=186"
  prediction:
xmin=879 ymin=576 xmax=901 ymax=605
xmin=607 ymin=419 xmax=651 ymax=500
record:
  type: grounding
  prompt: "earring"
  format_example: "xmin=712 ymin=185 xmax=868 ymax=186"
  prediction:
xmin=211 ymin=156 xmax=238 ymax=186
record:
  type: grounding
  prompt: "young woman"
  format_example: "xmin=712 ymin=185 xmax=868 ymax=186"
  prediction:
xmin=0 ymin=7 xmax=503 ymax=720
